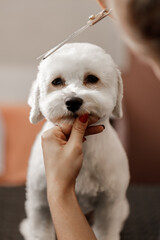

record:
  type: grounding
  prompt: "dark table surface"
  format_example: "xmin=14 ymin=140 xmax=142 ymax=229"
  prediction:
xmin=0 ymin=185 xmax=160 ymax=240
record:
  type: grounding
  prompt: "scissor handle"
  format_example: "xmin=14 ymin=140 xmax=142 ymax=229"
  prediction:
xmin=88 ymin=8 xmax=112 ymax=25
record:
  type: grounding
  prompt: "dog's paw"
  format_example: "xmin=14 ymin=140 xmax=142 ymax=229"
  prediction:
xmin=19 ymin=219 xmax=30 ymax=240
xmin=19 ymin=218 xmax=56 ymax=240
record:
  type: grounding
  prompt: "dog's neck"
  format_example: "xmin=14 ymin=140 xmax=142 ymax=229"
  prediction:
xmin=90 ymin=115 xmax=109 ymax=128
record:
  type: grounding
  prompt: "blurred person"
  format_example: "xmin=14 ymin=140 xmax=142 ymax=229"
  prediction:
xmin=41 ymin=1 xmax=160 ymax=240
xmin=97 ymin=0 xmax=160 ymax=78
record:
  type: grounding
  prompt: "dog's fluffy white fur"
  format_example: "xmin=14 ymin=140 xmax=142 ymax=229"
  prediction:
xmin=20 ymin=43 xmax=130 ymax=240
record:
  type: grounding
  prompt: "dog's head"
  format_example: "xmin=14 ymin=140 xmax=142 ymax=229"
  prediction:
xmin=28 ymin=43 xmax=123 ymax=124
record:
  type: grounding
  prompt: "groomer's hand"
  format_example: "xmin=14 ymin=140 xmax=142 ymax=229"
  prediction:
xmin=96 ymin=0 xmax=107 ymax=9
xmin=96 ymin=0 xmax=114 ymax=18
xmin=41 ymin=114 xmax=104 ymax=198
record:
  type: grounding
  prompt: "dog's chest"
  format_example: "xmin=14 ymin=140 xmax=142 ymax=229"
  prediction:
xmin=77 ymin=193 xmax=98 ymax=214
xmin=75 ymin=134 xmax=107 ymax=198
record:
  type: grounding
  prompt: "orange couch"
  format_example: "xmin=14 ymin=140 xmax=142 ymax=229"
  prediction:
xmin=0 ymin=105 xmax=44 ymax=185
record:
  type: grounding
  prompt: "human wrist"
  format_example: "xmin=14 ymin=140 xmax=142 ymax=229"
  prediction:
xmin=47 ymin=180 xmax=76 ymax=203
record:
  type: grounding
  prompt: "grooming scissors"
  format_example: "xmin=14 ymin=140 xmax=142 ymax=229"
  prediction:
xmin=37 ymin=8 xmax=112 ymax=60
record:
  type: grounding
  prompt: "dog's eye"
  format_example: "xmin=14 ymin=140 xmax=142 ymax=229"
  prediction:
xmin=51 ymin=78 xmax=64 ymax=86
xmin=84 ymin=75 xmax=99 ymax=84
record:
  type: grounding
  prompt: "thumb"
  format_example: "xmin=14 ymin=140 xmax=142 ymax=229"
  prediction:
xmin=68 ymin=114 xmax=88 ymax=145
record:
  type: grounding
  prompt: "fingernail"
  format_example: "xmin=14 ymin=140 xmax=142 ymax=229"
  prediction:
xmin=79 ymin=114 xmax=88 ymax=123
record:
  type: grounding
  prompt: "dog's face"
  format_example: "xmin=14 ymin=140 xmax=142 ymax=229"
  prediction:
xmin=29 ymin=43 xmax=123 ymax=124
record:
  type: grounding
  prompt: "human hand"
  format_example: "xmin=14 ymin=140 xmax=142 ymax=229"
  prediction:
xmin=96 ymin=0 xmax=114 ymax=19
xmin=41 ymin=114 xmax=105 ymax=198
xmin=96 ymin=0 xmax=107 ymax=9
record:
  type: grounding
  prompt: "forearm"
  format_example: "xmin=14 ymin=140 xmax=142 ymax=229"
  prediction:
xmin=42 ymin=116 xmax=103 ymax=240
xmin=48 ymin=188 xmax=97 ymax=240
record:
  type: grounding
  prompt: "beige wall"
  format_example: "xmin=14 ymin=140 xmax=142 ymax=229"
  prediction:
xmin=0 ymin=0 xmax=128 ymax=102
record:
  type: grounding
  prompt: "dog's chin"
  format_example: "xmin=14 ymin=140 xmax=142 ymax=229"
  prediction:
xmin=51 ymin=112 xmax=79 ymax=125
xmin=53 ymin=115 xmax=77 ymax=125
xmin=51 ymin=112 xmax=100 ymax=125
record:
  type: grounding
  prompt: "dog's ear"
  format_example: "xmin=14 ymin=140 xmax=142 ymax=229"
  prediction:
xmin=112 ymin=69 xmax=123 ymax=119
xmin=28 ymin=79 xmax=44 ymax=124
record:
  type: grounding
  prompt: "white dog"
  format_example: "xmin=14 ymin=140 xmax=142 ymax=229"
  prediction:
xmin=20 ymin=43 xmax=130 ymax=240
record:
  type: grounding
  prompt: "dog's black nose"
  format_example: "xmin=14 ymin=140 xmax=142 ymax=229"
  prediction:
xmin=65 ymin=97 xmax=83 ymax=112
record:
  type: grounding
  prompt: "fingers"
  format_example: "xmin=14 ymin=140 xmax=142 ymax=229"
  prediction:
xmin=96 ymin=0 xmax=114 ymax=19
xmin=57 ymin=115 xmax=99 ymax=137
xmin=88 ymin=115 xmax=99 ymax=125
xmin=96 ymin=0 xmax=107 ymax=9
xmin=67 ymin=114 xmax=88 ymax=146
xmin=56 ymin=123 xmax=72 ymax=139
xmin=41 ymin=126 xmax=67 ymax=149
xmin=85 ymin=125 xmax=105 ymax=136
xmin=41 ymin=115 xmax=101 ymax=146
xmin=42 ymin=115 xmax=105 ymax=151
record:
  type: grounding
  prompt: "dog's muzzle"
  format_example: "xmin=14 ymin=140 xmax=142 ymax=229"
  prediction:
xmin=65 ymin=97 xmax=83 ymax=112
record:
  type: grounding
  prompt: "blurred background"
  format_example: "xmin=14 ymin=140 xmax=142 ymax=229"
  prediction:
xmin=1 ymin=2 xmax=160 ymax=240
xmin=0 ymin=0 xmax=160 ymax=185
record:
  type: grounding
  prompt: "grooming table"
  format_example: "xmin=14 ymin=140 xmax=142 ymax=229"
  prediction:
xmin=0 ymin=185 xmax=160 ymax=240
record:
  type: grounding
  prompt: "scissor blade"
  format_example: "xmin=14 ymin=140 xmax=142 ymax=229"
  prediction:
xmin=37 ymin=8 xmax=112 ymax=60
xmin=37 ymin=23 xmax=90 ymax=60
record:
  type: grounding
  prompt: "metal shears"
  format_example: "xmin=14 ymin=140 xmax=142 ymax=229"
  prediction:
xmin=37 ymin=8 xmax=112 ymax=60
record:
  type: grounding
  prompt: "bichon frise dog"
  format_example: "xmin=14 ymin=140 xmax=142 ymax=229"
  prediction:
xmin=20 ymin=43 xmax=130 ymax=240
